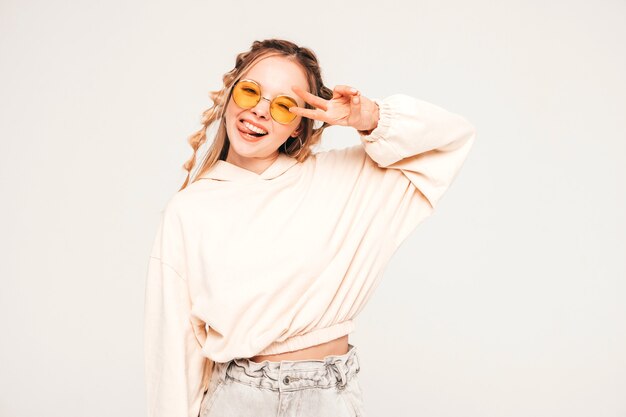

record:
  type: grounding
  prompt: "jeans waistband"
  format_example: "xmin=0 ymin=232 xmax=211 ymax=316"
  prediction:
xmin=213 ymin=343 xmax=361 ymax=392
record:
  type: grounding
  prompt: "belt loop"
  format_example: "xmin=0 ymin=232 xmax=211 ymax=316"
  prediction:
xmin=221 ymin=360 xmax=233 ymax=382
xmin=327 ymin=359 xmax=349 ymax=390
xmin=349 ymin=349 xmax=360 ymax=374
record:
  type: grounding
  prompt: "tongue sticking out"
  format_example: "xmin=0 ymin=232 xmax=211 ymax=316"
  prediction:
xmin=241 ymin=120 xmax=267 ymax=137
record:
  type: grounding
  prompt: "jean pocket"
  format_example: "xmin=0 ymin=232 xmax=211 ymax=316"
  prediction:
xmin=199 ymin=379 xmax=225 ymax=417
xmin=338 ymin=378 xmax=365 ymax=417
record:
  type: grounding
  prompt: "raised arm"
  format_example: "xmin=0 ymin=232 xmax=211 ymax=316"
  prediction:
xmin=359 ymin=94 xmax=476 ymax=209
xmin=311 ymin=93 xmax=476 ymax=250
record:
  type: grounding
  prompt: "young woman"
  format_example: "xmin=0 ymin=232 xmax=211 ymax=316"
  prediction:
xmin=144 ymin=38 xmax=477 ymax=417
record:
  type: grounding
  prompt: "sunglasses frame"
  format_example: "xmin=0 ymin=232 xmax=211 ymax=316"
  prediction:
xmin=232 ymin=79 xmax=299 ymax=125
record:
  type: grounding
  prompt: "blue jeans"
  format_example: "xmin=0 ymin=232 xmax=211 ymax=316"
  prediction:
xmin=199 ymin=343 xmax=365 ymax=417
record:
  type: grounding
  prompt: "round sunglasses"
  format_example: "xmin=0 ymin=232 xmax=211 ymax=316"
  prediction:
xmin=231 ymin=79 xmax=299 ymax=124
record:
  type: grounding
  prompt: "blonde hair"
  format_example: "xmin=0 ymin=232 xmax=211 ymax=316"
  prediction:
xmin=179 ymin=39 xmax=334 ymax=191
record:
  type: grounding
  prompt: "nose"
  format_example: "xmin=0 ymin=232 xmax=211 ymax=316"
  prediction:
xmin=250 ymin=96 xmax=271 ymax=120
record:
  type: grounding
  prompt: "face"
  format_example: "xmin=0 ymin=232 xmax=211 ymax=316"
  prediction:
xmin=224 ymin=55 xmax=309 ymax=164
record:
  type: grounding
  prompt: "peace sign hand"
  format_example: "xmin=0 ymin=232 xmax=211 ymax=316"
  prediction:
xmin=288 ymin=85 xmax=379 ymax=133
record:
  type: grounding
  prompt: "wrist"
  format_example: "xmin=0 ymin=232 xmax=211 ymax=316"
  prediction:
xmin=357 ymin=100 xmax=380 ymax=135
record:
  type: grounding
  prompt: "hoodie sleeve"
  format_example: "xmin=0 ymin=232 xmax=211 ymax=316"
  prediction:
xmin=143 ymin=204 xmax=213 ymax=417
xmin=315 ymin=94 xmax=476 ymax=250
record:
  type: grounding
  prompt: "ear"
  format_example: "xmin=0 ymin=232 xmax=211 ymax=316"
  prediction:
xmin=290 ymin=124 xmax=302 ymax=138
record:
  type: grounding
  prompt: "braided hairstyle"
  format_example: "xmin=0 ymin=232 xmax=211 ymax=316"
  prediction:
xmin=179 ymin=39 xmax=334 ymax=191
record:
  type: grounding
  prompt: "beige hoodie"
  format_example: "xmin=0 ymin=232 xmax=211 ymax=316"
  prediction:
xmin=144 ymin=93 xmax=477 ymax=417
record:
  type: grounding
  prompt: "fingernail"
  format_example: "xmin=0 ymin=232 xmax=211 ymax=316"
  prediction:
xmin=353 ymin=96 xmax=359 ymax=104
xmin=350 ymin=87 xmax=357 ymax=93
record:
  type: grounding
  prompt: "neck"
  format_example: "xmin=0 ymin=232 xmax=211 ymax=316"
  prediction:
xmin=225 ymin=150 xmax=280 ymax=175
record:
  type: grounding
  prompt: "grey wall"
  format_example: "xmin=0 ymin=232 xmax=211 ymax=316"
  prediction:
xmin=1 ymin=0 xmax=624 ymax=416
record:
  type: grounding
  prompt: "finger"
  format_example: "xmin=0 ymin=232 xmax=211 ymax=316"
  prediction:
xmin=288 ymin=105 xmax=328 ymax=122
xmin=291 ymin=86 xmax=328 ymax=111
xmin=332 ymin=85 xmax=360 ymax=99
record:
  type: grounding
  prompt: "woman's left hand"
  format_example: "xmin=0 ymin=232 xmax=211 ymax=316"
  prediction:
xmin=288 ymin=85 xmax=379 ymax=133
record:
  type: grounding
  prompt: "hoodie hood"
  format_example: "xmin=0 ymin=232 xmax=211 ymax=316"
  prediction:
xmin=198 ymin=152 xmax=300 ymax=181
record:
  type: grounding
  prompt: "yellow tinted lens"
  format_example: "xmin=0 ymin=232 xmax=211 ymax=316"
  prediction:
xmin=271 ymin=96 xmax=298 ymax=124
xmin=233 ymin=81 xmax=260 ymax=108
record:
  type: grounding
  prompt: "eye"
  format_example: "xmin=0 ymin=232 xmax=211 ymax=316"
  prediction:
xmin=242 ymin=87 xmax=257 ymax=94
